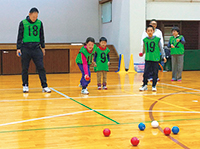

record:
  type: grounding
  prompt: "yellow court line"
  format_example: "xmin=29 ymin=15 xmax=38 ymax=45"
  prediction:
xmin=124 ymin=90 xmax=199 ymax=113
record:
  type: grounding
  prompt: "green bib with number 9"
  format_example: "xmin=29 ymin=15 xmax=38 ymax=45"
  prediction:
xmin=22 ymin=19 xmax=41 ymax=43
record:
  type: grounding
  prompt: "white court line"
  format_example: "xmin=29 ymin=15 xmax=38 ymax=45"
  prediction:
xmin=0 ymin=97 xmax=67 ymax=102
xmin=95 ymin=109 xmax=200 ymax=114
xmin=160 ymin=82 xmax=200 ymax=92
xmin=0 ymin=110 xmax=92 ymax=127
xmin=1 ymin=91 xmax=200 ymax=103
xmin=1 ymin=82 xmax=199 ymax=92
xmin=0 ymin=109 xmax=199 ymax=127
xmin=0 ymin=84 xmax=140 ymax=91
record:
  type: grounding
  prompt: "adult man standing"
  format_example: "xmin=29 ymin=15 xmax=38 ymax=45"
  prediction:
xmin=17 ymin=7 xmax=51 ymax=93
xmin=141 ymin=19 xmax=164 ymax=48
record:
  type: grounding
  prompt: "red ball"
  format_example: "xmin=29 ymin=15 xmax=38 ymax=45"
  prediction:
xmin=85 ymin=75 xmax=90 ymax=81
xmin=131 ymin=137 xmax=139 ymax=146
xmin=103 ymin=128 xmax=111 ymax=137
xmin=139 ymin=52 xmax=143 ymax=57
xmin=164 ymin=127 xmax=171 ymax=135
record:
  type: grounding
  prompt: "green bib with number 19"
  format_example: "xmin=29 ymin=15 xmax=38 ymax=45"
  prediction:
xmin=22 ymin=19 xmax=41 ymax=42
xmin=143 ymin=36 xmax=161 ymax=62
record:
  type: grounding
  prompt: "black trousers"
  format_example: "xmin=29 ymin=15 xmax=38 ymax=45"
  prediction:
xmin=143 ymin=61 xmax=159 ymax=87
xmin=21 ymin=46 xmax=47 ymax=88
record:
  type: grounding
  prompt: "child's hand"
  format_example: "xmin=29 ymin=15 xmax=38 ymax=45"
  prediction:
xmin=16 ymin=49 xmax=21 ymax=57
xmin=84 ymin=75 xmax=90 ymax=81
xmin=171 ymin=44 xmax=175 ymax=48
xmin=163 ymin=57 xmax=167 ymax=63
xmin=108 ymin=62 xmax=110 ymax=65
xmin=94 ymin=62 xmax=97 ymax=67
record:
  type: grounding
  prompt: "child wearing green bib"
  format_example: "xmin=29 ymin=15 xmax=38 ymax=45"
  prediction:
xmin=94 ymin=37 xmax=110 ymax=90
xmin=75 ymin=37 xmax=96 ymax=94
xmin=167 ymin=26 xmax=186 ymax=81
xmin=139 ymin=25 xmax=167 ymax=92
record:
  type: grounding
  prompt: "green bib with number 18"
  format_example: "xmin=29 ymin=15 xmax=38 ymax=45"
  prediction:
xmin=22 ymin=19 xmax=41 ymax=42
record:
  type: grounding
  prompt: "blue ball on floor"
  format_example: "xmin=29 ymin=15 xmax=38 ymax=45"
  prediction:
xmin=138 ymin=122 xmax=146 ymax=131
xmin=172 ymin=126 xmax=179 ymax=134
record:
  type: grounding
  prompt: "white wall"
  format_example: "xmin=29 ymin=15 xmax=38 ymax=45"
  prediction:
xmin=0 ymin=0 xmax=99 ymax=43
xmin=101 ymin=0 xmax=146 ymax=67
xmin=130 ymin=0 xmax=146 ymax=64
xmin=147 ymin=2 xmax=200 ymax=20
xmin=101 ymin=0 xmax=130 ymax=68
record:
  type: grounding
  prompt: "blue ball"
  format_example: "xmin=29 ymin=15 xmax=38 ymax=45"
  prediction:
xmin=172 ymin=126 xmax=179 ymax=134
xmin=138 ymin=123 xmax=146 ymax=131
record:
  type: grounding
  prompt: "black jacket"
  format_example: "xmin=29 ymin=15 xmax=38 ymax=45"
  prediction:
xmin=17 ymin=16 xmax=45 ymax=49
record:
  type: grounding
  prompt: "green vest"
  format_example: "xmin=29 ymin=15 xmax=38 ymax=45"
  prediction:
xmin=143 ymin=36 xmax=161 ymax=62
xmin=22 ymin=19 xmax=41 ymax=42
xmin=169 ymin=35 xmax=184 ymax=55
xmin=94 ymin=47 xmax=110 ymax=71
xmin=76 ymin=46 xmax=96 ymax=65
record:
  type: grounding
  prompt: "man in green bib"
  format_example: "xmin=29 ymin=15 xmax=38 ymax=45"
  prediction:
xmin=16 ymin=7 xmax=51 ymax=93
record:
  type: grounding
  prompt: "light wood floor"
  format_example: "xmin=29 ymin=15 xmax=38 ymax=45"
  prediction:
xmin=0 ymin=71 xmax=200 ymax=149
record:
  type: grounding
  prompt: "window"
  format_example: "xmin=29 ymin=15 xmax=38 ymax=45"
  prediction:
xmin=101 ymin=2 xmax=112 ymax=23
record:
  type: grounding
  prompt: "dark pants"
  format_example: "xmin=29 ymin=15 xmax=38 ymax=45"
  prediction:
xmin=21 ymin=46 xmax=47 ymax=88
xmin=143 ymin=61 xmax=159 ymax=87
xmin=77 ymin=64 xmax=91 ymax=89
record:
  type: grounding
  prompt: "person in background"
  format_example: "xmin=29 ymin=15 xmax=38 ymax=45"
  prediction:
xmin=167 ymin=26 xmax=186 ymax=81
xmin=94 ymin=37 xmax=110 ymax=90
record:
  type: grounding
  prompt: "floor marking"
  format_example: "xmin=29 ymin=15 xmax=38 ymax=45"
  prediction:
xmin=1 ymin=108 xmax=198 ymax=128
xmin=1 ymin=91 xmax=200 ymax=103
xmin=0 ymin=110 xmax=91 ymax=127
xmin=123 ymin=89 xmax=199 ymax=113
xmin=149 ymin=92 xmax=190 ymax=149
xmin=50 ymin=87 xmax=120 ymax=124
xmin=160 ymin=82 xmax=200 ymax=92
xmin=0 ymin=82 xmax=199 ymax=92
xmin=0 ymin=97 xmax=67 ymax=102
xmin=1 ymin=117 xmax=200 ymax=134
xmin=0 ymin=84 xmax=137 ymax=91
xmin=95 ymin=109 xmax=200 ymax=114
xmin=192 ymin=100 xmax=198 ymax=103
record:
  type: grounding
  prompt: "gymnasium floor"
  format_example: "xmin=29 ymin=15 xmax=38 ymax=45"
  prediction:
xmin=0 ymin=71 xmax=200 ymax=149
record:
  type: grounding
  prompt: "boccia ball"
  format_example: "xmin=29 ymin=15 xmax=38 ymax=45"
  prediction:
xmin=164 ymin=127 xmax=171 ymax=135
xmin=151 ymin=121 xmax=159 ymax=128
xmin=138 ymin=122 xmax=146 ymax=131
xmin=172 ymin=126 xmax=179 ymax=134
xmin=103 ymin=128 xmax=111 ymax=137
xmin=85 ymin=75 xmax=90 ymax=81
xmin=131 ymin=137 xmax=139 ymax=146
xmin=139 ymin=52 xmax=143 ymax=57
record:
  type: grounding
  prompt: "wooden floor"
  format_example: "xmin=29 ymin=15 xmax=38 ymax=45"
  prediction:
xmin=0 ymin=71 xmax=200 ymax=149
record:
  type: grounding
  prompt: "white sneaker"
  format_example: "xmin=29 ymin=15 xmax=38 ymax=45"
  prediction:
xmin=81 ymin=89 xmax=89 ymax=95
xmin=42 ymin=87 xmax=51 ymax=93
xmin=98 ymin=86 xmax=101 ymax=90
xmin=103 ymin=86 xmax=107 ymax=90
xmin=23 ymin=86 xmax=29 ymax=93
xmin=152 ymin=86 xmax=157 ymax=92
xmin=139 ymin=85 xmax=147 ymax=91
